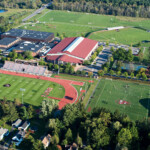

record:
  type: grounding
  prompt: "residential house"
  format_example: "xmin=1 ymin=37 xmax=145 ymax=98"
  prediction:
xmin=18 ymin=121 xmax=30 ymax=131
xmin=12 ymin=130 xmax=26 ymax=146
xmin=42 ymin=134 xmax=51 ymax=149
xmin=0 ymin=128 xmax=9 ymax=141
xmin=12 ymin=119 xmax=22 ymax=128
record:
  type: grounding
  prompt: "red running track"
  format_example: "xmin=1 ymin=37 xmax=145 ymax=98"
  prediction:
xmin=0 ymin=70 xmax=84 ymax=109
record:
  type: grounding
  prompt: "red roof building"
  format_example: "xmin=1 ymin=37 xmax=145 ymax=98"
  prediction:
xmin=46 ymin=37 xmax=98 ymax=65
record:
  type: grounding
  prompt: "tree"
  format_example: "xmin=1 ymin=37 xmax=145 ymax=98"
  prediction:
xmin=27 ymin=105 xmax=34 ymax=119
xmin=130 ymin=72 xmax=134 ymax=78
xmin=76 ymin=134 xmax=82 ymax=147
xmin=117 ymin=71 xmax=121 ymax=76
xmin=69 ymin=66 xmax=74 ymax=74
xmin=32 ymin=140 xmax=44 ymax=150
xmin=19 ymin=135 xmax=34 ymax=150
xmin=8 ymin=102 xmax=19 ymax=123
xmin=104 ymin=67 xmax=108 ymax=73
xmin=98 ymin=70 xmax=104 ymax=76
xmin=138 ymin=52 xmax=144 ymax=62
xmin=76 ymin=70 xmax=81 ymax=75
xmin=124 ymin=72 xmax=128 ymax=78
xmin=109 ymin=70 xmax=114 ymax=76
xmin=142 ymin=72 xmax=147 ymax=80
xmin=83 ymin=145 xmax=93 ymax=150
xmin=110 ymin=56 xmax=114 ymax=62
xmin=83 ymin=60 xmax=90 ymax=65
xmin=48 ymin=63 xmax=53 ymax=70
xmin=48 ymin=119 xmax=57 ymax=131
xmin=110 ymin=46 xmax=115 ymax=53
xmin=91 ymin=127 xmax=110 ymax=148
xmin=14 ymin=98 xmax=21 ymax=106
xmin=88 ymin=72 xmax=93 ymax=77
xmin=41 ymin=99 xmax=57 ymax=117
xmin=106 ymin=41 xmax=109 ymax=46
xmin=54 ymin=64 xmax=59 ymax=70
xmin=117 ymin=128 xmax=132 ymax=146
xmin=113 ymin=121 xmax=122 ymax=131
xmin=81 ymin=70 xmax=86 ymax=76
xmin=126 ymin=49 xmax=133 ymax=62
xmin=23 ymin=51 xmax=33 ymax=59
xmin=64 ymin=67 xmax=69 ymax=73
xmin=65 ymin=128 xmax=73 ymax=144
xmin=19 ymin=106 xmax=27 ymax=120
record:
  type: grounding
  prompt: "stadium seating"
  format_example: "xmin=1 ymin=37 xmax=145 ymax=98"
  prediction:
xmin=2 ymin=61 xmax=46 ymax=76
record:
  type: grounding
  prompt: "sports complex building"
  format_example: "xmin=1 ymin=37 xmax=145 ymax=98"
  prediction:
xmin=1 ymin=29 xmax=54 ymax=43
xmin=46 ymin=37 xmax=98 ymax=65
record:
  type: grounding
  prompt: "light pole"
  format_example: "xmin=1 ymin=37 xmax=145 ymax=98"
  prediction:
xmin=20 ymin=88 xmax=26 ymax=105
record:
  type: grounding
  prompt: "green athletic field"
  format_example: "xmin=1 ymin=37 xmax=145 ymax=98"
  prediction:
xmin=89 ymin=28 xmax=150 ymax=45
xmin=87 ymin=78 xmax=150 ymax=121
xmin=19 ymin=9 xmax=150 ymax=38
xmin=0 ymin=74 xmax=65 ymax=106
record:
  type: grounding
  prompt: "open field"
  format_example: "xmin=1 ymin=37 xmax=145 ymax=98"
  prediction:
xmin=87 ymin=78 xmax=150 ymax=121
xmin=0 ymin=74 xmax=65 ymax=106
xmin=32 ymin=10 xmax=150 ymax=29
xmin=89 ymin=28 xmax=150 ymax=45
xmin=0 ymin=9 xmax=33 ymax=18
xmin=19 ymin=9 xmax=150 ymax=45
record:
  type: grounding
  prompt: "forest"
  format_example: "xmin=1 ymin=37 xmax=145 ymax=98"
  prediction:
xmin=0 ymin=0 xmax=150 ymax=18
xmin=51 ymin=0 xmax=150 ymax=18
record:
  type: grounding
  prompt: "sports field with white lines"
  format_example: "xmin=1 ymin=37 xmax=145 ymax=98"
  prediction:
xmin=87 ymin=78 xmax=150 ymax=121
xmin=0 ymin=74 xmax=65 ymax=106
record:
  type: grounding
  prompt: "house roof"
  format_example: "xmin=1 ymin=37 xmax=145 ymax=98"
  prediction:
xmin=19 ymin=121 xmax=30 ymax=129
xmin=18 ymin=130 xmax=26 ymax=137
xmin=58 ymin=55 xmax=83 ymax=64
xmin=47 ymin=37 xmax=98 ymax=60
xmin=12 ymin=119 xmax=22 ymax=127
xmin=0 ymin=128 xmax=8 ymax=135
xmin=42 ymin=134 xmax=51 ymax=146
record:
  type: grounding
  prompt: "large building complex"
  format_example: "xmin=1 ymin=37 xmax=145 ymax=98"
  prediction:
xmin=0 ymin=37 xmax=20 ymax=49
xmin=1 ymin=29 xmax=54 ymax=43
xmin=46 ymin=37 xmax=98 ymax=65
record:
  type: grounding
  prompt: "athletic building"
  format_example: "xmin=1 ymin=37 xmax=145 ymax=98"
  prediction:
xmin=1 ymin=29 xmax=54 ymax=43
xmin=0 ymin=37 xmax=20 ymax=49
xmin=46 ymin=37 xmax=98 ymax=65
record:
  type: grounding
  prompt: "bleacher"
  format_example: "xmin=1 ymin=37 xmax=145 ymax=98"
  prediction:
xmin=2 ymin=61 xmax=46 ymax=76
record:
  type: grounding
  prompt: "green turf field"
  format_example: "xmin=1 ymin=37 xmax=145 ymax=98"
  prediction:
xmin=19 ymin=9 xmax=150 ymax=38
xmin=0 ymin=74 xmax=65 ymax=106
xmin=89 ymin=28 xmax=150 ymax=45
xmin=87 ymin=78 xmax=150 ymax=121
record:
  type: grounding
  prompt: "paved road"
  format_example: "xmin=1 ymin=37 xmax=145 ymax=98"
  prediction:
xmin=22 ymin=2 xmax=52 ymax=22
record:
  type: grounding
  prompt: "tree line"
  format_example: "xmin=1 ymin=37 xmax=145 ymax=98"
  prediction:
xmin=21 ymin=100 xmax=150 ymax=150
xmin=51 ymin=0 xmax=150 ymax=18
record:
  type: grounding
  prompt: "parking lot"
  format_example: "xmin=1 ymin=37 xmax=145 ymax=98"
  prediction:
xmin=78 ymin=42 xmax=139 ymax=74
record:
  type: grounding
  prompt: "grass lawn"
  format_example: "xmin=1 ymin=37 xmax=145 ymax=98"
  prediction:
xmin=86 ymin=78 xmax=150 ymax=121
xmin=19 ymin=9 xmax=150 ymax=38
xmin=89 ymin=28 xmax=150 ymax=45
xmin=0 ymin=74 xmax=65 ymax=106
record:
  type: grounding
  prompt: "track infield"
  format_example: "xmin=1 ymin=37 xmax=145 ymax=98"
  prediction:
xmin=0 ymin=70 xmax=84 ymax=109
xmin=87 ymin=78 xmax=150 ymax=121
